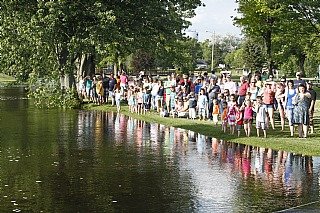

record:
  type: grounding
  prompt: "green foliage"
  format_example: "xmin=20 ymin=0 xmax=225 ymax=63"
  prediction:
xmin=0 ymin=0 xmax=202 ymax=107
xmin=224 ymin=48 xmax=245 ymax=69
xmin=130 ymin=50 xmax=155 ymax=72
xmin=28 ymin=77 xmax=80 ymax=109
xmin=242 ymin=38 xmax=267 ymax=72
xmin=277 ymin=55 xmax=298 ymax=77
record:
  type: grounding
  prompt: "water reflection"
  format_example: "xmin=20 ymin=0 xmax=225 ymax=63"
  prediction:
xmin=1 ymin=87 xmax=320 ymax=212
xmin=73 ymin=111 xmax=320 ymax=212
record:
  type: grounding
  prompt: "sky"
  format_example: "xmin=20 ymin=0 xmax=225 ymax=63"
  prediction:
xmin=188 ymin=0 xmax=242 ymax=41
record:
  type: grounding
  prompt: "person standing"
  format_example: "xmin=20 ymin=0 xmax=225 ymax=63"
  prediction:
xmin=108 ymin=73 xmax=117 ymax=106
xmin=207 ymin=77 xmax=221 ymax=120
xmin=306 ymin=81 xmax=317 ymax=134
xmin=119 ymin=71 xmax=128 ymax=95
xmin=238 ymin=76 xmax=249 ymax=106
xmin=293 ymin=72 xmax=305 ymax=88
xmin=293 ymin=84 xmax=311 ymax=138
xmin=262 ymin=81 xmax=276 ymax=130
xmin=284 ymin=80 xmax=296 ymax=137
xmin=197 ymin=88 xmax=208 ymax=120
xmin=255 ymin=96 xmax=268 ymax=138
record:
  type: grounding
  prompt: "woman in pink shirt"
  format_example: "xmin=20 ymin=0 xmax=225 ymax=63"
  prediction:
xmin=262 ymin=82 xmax=276 ymax=129
xmin=120 ymin=71 xmax=128 ymax=94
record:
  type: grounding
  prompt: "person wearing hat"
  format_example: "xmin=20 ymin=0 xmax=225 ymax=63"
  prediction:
xmin=293 ymin=72 xmax=305 ymax=88
xmin=307 ymin=81 xmax=317 ymax=134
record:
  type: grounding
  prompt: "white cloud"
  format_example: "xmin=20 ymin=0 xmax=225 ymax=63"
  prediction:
xmin=188 ymin=0 xmax=242 ymax=41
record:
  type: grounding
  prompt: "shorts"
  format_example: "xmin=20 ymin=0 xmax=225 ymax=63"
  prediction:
xmin=198 ymin=108 xmax=206 ymax=118
xmin=144 ymin=103 xmax=151 ymax=110
xmin=228 ymin=115 xmax=236 ymax=125
xmin=264 ymin=104 xmax=274 ymax=109
xmin=189 ymin=108 xmax=196 ymax=119
xmin=243 ymin=118 xmax=253 ymax=124
xmin=236 ymin=124 xmax=242 ymax=131
xmin=212 ymin=114 xmax=219 ymax=123
xmin=256 ymin=121 xmax=266 ymax=130
xmin=109 ymin=91 xmax=115 ymax=97
xmin=309 ymin=109 xmax=314 ymax=126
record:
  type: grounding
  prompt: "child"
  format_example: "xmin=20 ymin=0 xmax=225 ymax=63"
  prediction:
xmin=136 ymin=87 xmax=144 ymax=115
xmin=197 ymin=88 xmax=208 ymax=120
xmin=127 ymin=86 xmax=135 ymax=113
xmin=114 ymin=88 xmax=122 ymax=113
xmin=212 ymin=99 xmax=220 ymax=126
xmin=188 ymin=92 xmax=197 ymax=119
xmin=221 ymin=102 xmax=228 ymax=133
xmin=242 ymin=99 xmax=254 ymax=137
xmin=227 ymin=104 xmax=236 ymax=135
xmin=169 ymin=86 xmax=177 ymax=115
xmin=143 ymin=88 xmax=152 ymax=114
xmin=235 ymin=106 xmax=243 ymax=137
xmin=227 ymin=94 xmax=237 ymax=134
xmin=255 ymin=96 xmax=267 ymax=138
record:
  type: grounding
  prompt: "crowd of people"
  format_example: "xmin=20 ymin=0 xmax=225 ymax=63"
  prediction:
xmin=77 ymin=70 xmax=317 ymax=139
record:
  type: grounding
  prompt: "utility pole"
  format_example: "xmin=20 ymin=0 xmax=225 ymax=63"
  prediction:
xmin=206 ymin=31 xmax=215 ymax=72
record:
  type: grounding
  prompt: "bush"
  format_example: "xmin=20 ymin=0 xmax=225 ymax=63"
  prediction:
xmin=28 ymin=77 xmax=80 ymax=109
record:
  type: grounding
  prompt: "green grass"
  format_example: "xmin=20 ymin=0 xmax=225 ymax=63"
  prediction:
xmin=84 ymin=99 xmax=320 ymax=156
xmin=0 ymin=73 xmax=16 ymax=85
xmin=0 ymin=73 xmax=15 ymax=82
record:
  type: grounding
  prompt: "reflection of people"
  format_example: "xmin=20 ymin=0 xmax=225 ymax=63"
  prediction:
xmin=293 ymin=84 xmax=311 ymax=138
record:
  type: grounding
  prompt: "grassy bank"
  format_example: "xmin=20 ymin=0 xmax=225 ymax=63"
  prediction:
xmin=84 ymin=100 xmax=320 ymax=156
xmin=0 ymin=73 xmax=16 ymax=87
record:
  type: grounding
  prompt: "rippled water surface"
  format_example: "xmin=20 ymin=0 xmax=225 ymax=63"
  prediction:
xmin=0 ymin=87 xmax=320 ymax=212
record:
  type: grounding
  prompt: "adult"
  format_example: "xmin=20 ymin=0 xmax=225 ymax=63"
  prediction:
xmin=102 ymin=73 xmax=109 ymax=103
xmin=95 ymin=76 xmax=104 ymax=105
xmin=84 ymin=76 xmax=93 ymax=101
xmin=108 ymin=73 xmax=117 ymax=106
xmin=284 ymin=80 xmax=296 ymax=136
xmin=224 ymin=75 xmax=237 ymax=95
xmin=293 ymin=84 xmax=311 ymax=138
xmin=164 ymin=74 xmax=174 ymax=112
xmin=247 ymin=78 xmax=260 ymax=103
xmin=275 ymin=82 xmax=286 ymax=131
xmin=207 ymin=77 xmax=221 ymax=120
xmin=262 ymin=81 xmax=276 ymax=130
xmin=119 ymin=71 xmax=128 ymax=95
xmin=150 ymin=78 xmax=159 ymax=110
xmin=307 ymin=81 xmax=317 ymax=134
xmin=194 ymin=76 xmax=203 ymax=97
xmin=180 ymin=74 xmax=192 ymax=94
xmin=238 ymin=76 xmax=250 ymax=106
xmin=293 ymin=72 xmax=305 ymax=88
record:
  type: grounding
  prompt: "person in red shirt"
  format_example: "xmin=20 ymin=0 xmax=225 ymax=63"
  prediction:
xmin=262 ymin=81 xmax=276 ymax=129
xmin=238 ymin=76 xmax=249 ymax=106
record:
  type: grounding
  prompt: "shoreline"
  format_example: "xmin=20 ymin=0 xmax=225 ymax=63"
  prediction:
xmin=84 ymin=103 xmax=320 ymax=156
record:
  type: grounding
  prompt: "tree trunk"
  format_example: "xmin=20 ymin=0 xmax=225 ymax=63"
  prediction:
xmin=297 ymin=53 xmax=306 ymax=77
xmin=78 ymin=53 xmax=95 ymax=79
xmin=263 ymin=30 xmax=273 ymax=75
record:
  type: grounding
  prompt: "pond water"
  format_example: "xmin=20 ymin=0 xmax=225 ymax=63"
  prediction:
xmin=0 ymin=87 xmax=320 ymax=212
